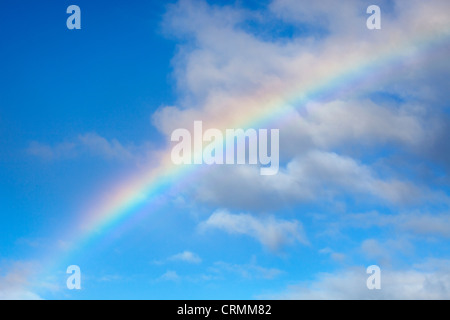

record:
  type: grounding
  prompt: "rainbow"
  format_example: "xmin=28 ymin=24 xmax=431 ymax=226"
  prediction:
xmin=38 ymin=25 xmax=450 ymax=281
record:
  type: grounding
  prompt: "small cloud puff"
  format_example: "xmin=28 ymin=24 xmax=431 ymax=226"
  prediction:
xmin=200 ymin=210 xmax=308 ymax=251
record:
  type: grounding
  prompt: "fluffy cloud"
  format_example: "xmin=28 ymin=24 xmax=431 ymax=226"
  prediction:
xmin=152 ymin=0 xmax=450 ymax=214
xmin=284 ymin=100 xmax=427 ymax=150
xmin=267 ymin=259 xmax=450 ymax=299
xmin=187 ymin=150 xmax=438 ymax=211
xmin=200 ymin=210 xmax=308 ymax=251
xmin=156 ymin=0 xmax=450 ymax=128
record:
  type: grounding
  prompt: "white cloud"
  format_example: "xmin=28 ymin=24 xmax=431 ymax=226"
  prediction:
xmin=200 ymin=210 xmax=308 ymax=251
xmin=344 ymin=211 xmax=450 ymax=239
xmin=399 ymin=214 xmax=450 ymax=238
xmin=77 ymin=133 xmax=134 ymax=160
xmin=212 ymin=261 xmax=282 ymax=280
xmin=361 ymin=239 xmax=389 ymax=261
xmin=97 ymin=275 xmax=122 ymax=283
xmin=169 ymin=251 xmax=202 ymax=264
xmin=285 ymin=151 xmax=424 ymax=205
xmin=156 ymin=0 xmax=450 ymax=132
xmin=187 ymin=150 xmax=437 ymax=211
xmin=319 ymin=248 xmax=346 ymax=263
xmin=267 ymin=260 xmax=450 ymax=299
xmin=27 ymin=132 xmax=145 ymax=162
xmin=157 ymin=270 xmax=181 ymax=282
xmin=359 ymin=238 xmax=414 ymax=265
xmin=289 ymin=100 xmax=426 ymax=149
xmin=270 ymin=0 xmax=375 ymax=38
xmin=154 ymin=258 xmax=282 ymax=283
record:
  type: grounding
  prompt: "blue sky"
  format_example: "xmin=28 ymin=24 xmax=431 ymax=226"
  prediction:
xmin=1 ymin=0 xmax=450 ymax=299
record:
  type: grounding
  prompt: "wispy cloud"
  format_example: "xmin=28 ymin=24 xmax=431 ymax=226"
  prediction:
xmin=0 ymin=262 xmax=42 ymax=300
xmin=319 ymin=248 xmax=346 ymax=263
xmin=343 ymin=211 xmax=450 ymax=239
xmin=200 ymin=210 xmax=308 ymax=251
xmin=168 ymin=251 xmax=202 ymax=264
xmin=266 ymin=259 xmax=450 ymax=300
xmin=211 ymin=261 xmax=283 ymax=280
xmin=157 ymin=270 xmax=181 ymax=282
xmin=153 ymin=251 xmax=202 ymax=265
xmin=27 ymin=132 xmax=148 ymax=162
